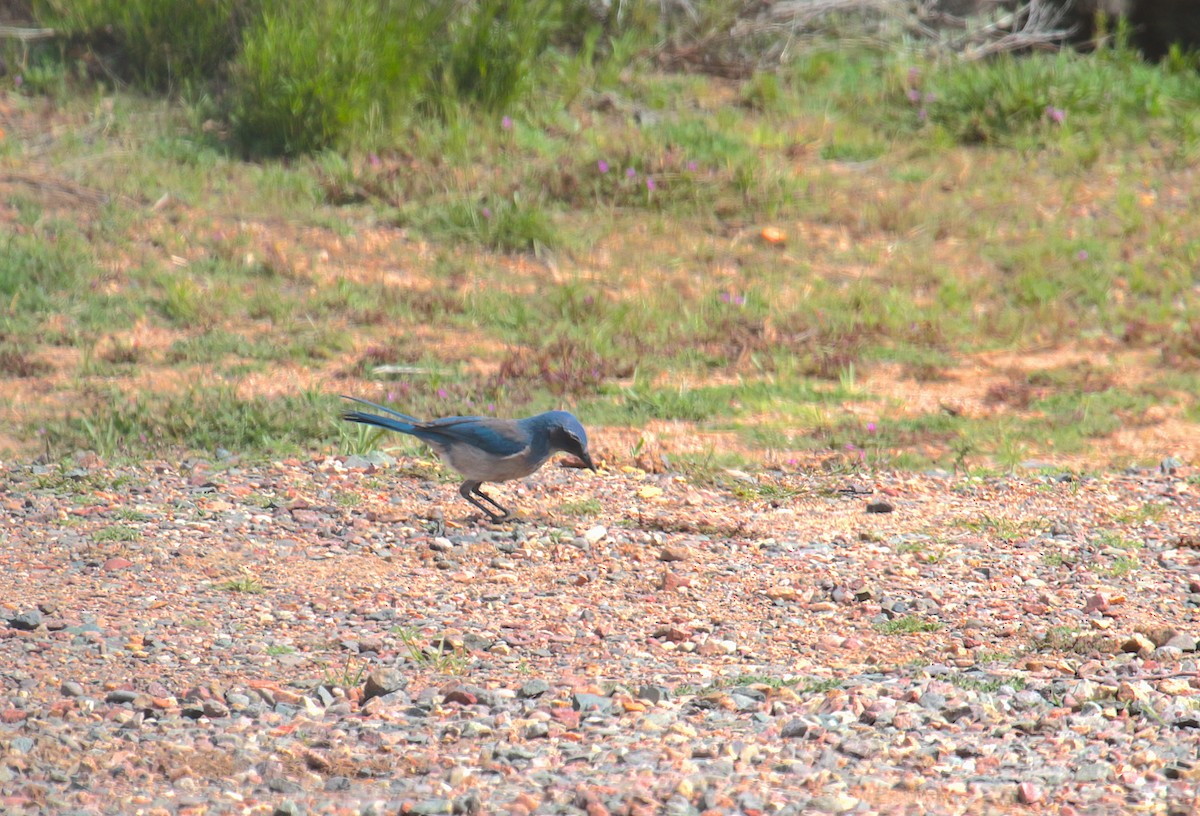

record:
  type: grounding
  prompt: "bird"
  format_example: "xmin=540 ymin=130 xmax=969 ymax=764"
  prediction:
xmin=341 ymin=395 xmax=597 ymax=521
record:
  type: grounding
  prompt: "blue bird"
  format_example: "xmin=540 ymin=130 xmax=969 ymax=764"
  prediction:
xmin=341 ymin=395 xmax=597 ymax=521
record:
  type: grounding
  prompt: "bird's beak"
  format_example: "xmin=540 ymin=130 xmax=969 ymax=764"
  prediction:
xmin=582 ymin=451 xmax=597 ymax=472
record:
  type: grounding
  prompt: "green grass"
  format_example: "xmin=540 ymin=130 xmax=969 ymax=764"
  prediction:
xmin=557 ymin=497 xmax=602 ymax=517
xmin=92 ymin=525 xmax=141 ymax=542
xmin=219 ymin=573 xmax=266 ymax=594
xmin=874 ymin=615 xmax=942 ymax=635
xmin=1 ymin=12 xmax=1198 ymax=469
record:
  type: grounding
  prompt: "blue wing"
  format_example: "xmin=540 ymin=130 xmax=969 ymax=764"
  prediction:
xmin=418 ymin=417 xmax=529 ymax=457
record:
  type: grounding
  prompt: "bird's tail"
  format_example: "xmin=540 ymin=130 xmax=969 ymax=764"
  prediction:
xmin=341 ymin=395 xmax=421 ymax=423
xmin=341 ymin=410 xmax=418 ymax=435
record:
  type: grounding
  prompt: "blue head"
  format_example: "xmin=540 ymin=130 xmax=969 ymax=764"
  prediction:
xmin=538 ymin=411 xmax=596 ymax=472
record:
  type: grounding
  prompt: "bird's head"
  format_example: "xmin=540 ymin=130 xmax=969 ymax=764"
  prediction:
xmin=545 ymin=411 xmax=596 ymax=472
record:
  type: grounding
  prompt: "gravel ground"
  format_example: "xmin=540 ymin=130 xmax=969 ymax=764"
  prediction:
xmin=1 ymin=452 xmax=1199 ymax=815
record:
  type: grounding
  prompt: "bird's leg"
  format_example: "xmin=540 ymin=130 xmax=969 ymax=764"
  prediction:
xmin=459 ymin=481 xmax=509 ymax=522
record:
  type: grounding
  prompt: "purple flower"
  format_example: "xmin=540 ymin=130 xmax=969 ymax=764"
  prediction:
xmin=437 ymin=388 xmax=448 ymax=399
xmin=501 ymin=116 xmax=513 ymax=130
xmin=867 ymin=422 xmax=877 ymax=433
xmin=1077 ymin=249 xmax=1089 ymax=261
xmin=720 ymin=292 xmax=731 ymax=303
xmin=486 ymin=403 xmax=496 ymax=413
xmin=1046 ymin=106 xmax=1065 ymax=124
xmin=387 ymin=390 xmax=396 ymax=402
xmin=923 ymin=92 xmax=936 ymax=103
xmin=368 ymin=152 xmax=381 ymax=167
xmin=14 ymin=75 xmax=23 ymax=88
xmin=907 ymin=89 xmax=921 ymax=104
xmin=908 ymin=67 xmax=920 ymax=83
xmin=686 ymin=161 xmax=698 ymax=172
xmin=597 ymin=159 xmax=609 ymax=173
xmin=625 ymin=167 xmax=637 ymax=178
xmin=918 ymin=109 xmax=927 ymax=122
xmin=646 ymin=177 xmax=656 ymax=191
xmin=734 ymin=294 xmax=746 ymax=306
xmin=481 ymin=206 xmax=492 ymax=220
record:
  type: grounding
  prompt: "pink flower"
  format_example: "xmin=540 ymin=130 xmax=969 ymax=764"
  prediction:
xmin=907 ymin=89 xmax=921 ymax=104
xmin=867 ymin=422 xmax=877 ymax=433
xmin=597 ymin=159 xmax=609 ymax=173
xmin=686 ymin=161 xmax=698 ymax=171
xmin=501 ymin=116 xmax=513 ymax=130
xmin=368 ymin=152 xmax=381 ymax=167
xmin=437 ymin=388 xmax=448 ymax=399
xmin=1046 ymin=106 xmax=1065 ymax=124
xmin=646 ymin=177 xmax=656 ymax=191
xmin=625 ymin=167 xmax=637 ymax=178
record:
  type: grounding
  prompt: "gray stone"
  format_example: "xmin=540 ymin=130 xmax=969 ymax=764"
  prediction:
xmin=517 ymin=679 xmax=550 ymax=699
xmin=363 ymin=668 xmax=406 ymax=701
xmin=9 ymin=611 xmax=42 ymax=631
xmin=781 ymin=719 xmax=809 ymax=738
xmin=572 ymin=692 xmax=612 ymax=714
xmin=1075 ymin=762 xmax=1112 ymax=782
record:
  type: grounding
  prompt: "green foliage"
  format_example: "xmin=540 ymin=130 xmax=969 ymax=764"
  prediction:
xmin=35 ymin=0 xmax=255 ymax=92
xmin=229 ymin=0 xmax=444 ymax=155
xmin=39 ymin=387 xmax=345 ymax=458
xmin=434 ymin=0 xmax=563 ymax=114
xmin=874 ymin=615 xmax=942 ymax=635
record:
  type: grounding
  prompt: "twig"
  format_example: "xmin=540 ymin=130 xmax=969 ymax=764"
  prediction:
xmin=0 ymin=26 xmax=57 ymax=42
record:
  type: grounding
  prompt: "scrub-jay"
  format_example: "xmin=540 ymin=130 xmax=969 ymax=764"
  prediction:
xmin=341 ymin=395 xmax=597 ymax=521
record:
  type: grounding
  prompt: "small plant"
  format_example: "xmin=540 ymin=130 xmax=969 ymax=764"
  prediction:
xmin=321 ymin=653 xmax=369 ymax=689
xmin=393 ymin=626 xmax=469 ymax=674
xmin=219 ymin=570 xmax=266 ymax=594
xmin=948 ymin=673 xmax=1025 ymax=693
xmin=1042 ymin=550 xmax=1066 ymax=567
xmin=266 ymin=645 xmax=296 ymax=656
xmin=557 ymin=498 xmax=602 ymax=517
xmin=874 ymin=615 xmax=942 ymax=635
xmin=92 ymin=525 xmax=141 ymax=542
xmin=1106 ymin=554 xmax=1140 ymax=577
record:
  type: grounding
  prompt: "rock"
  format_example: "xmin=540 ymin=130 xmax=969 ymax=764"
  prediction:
xmin=1075 ymin=762 xmax=1112 ymax=782
xmin=9 ymin=611 xmax=42 ymax=631
xmin=809 ymin=794 xmax=859 ymax=813
xmin=637 ymin=685 xmax=669 ymax=704
xmin=572 ymin=693 xmax=612 ymax=714
xmin=1017 ymin=782 xmax=1043 ymax=804
xmin=363 ymin=668 xmax=406 ymax=702
xmin=1165 ymin=633 xmax=1198 ymax=651
xmin=583 ymin=525 xmax=607 ymax=544
xmin=517 ymin=679 xmax=550 ymax=699
xmin=781 ymin=719 xmax=809 ymax=738
xmin=659 ymin=546 xmax=689 ymax=562
xmin=102 ymin=557 xmax=133 ymax=571
xmin=60 ymin=681 xmax=85 ymax=698
xmin=1122 ymin=633 xmax=1155 ymax=654
xmin=866 ymin=501 xmax=894 ymax=514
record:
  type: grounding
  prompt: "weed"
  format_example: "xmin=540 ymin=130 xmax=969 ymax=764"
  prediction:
xmin=557 ymin=498 xmax=602 ymax=517
xmin=1106 ymin=554 xmax=1140 ymax=577
xmin=321 ymin=653 xmax=369 ymax=689
xmin=218 ymin=570 xmax=266 ymax=594
xmin=393 ymin=626 xmax=469 ymax=674
xmin=948 ymin=673 xmax=1026 ymax=693
xmin=266 ymin=644 xmax=296 ymax=656
xmin=92 ymin=525 xmax=141 ymax=542
xmin=874 ymin=615 xmax=942 ymax=635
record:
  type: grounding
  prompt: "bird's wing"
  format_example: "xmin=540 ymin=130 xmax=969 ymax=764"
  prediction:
xmin=419 ymin=416 xmax=529 ymax=457
xmin=341 ymin=395 xmax=422 ymax=423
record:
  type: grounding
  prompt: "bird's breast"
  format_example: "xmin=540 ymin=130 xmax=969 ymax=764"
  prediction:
xmin=444 ymin=444 xmax=546 ymax=482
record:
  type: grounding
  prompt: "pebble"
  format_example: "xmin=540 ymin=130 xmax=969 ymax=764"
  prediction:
xmin=9 ymin=611 xmax=42 ymax=631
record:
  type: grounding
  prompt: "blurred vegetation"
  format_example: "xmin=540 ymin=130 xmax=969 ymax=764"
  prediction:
xmin=3 ymin=1 xmax=1199 ymax=470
